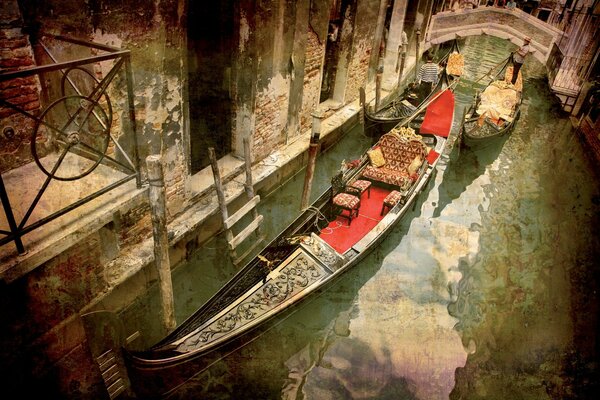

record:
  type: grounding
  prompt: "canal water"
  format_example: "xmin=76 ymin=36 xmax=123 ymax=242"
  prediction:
xmin=130 ymin=35 xmax=600 ymax=399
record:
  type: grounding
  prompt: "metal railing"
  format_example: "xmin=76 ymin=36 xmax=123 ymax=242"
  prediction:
xmin=0 ymin=34 xmax=140 ymax=255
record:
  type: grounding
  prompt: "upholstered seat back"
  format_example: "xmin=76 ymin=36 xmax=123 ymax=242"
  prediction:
xmin=377 ymin=134 xmax=427 ymax=173
xmin=361 ymin=133 xmax=427 ymax=190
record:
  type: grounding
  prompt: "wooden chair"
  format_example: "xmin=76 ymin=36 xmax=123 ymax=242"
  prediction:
xmin=331 ymin=172 xmax=360 ymax=225
xmin=346 ymin=179 xmax=371 ymax=199
xmin=381 ymin=190 xmax=403 ymax=215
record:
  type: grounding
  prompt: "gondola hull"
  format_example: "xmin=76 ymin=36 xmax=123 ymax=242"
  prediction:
xmin=460 ymin=106 xmax=521 ymax=149
xmin=459 ymin=54 xmax=523 ymax=149
xmin=361 ymin=39 xmax=463 ymax=141
xmin=124 ymin=87 xmax=457 ymax=399
xmin=124 ymin=168 xmax=436 ymax=398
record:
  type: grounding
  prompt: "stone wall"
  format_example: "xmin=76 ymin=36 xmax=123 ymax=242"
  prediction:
xmin=0 ymin=229 xmax=111 ymax=397
xmin=429 ymin=8 xmax=562 ymax=63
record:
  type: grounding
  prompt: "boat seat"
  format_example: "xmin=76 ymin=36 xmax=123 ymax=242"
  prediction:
xmin=381 ymin=190 xmax=403 ymax=215
xmin=346 ymin=179 xmax=371 ymax=199
xmin=331 ymin=172 xmax=361 ymax=225
xmin=362 ymin=132 xmax=428 ymax=191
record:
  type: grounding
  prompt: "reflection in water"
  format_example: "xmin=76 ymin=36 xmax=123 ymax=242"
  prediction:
xmin=281 ymin=304 xmax=356 ymax=399
xmin=163 ymin=35 xmax=599 ymax=399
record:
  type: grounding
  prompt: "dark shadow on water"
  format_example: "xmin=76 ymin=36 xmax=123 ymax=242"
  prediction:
xmin=432 ymin=133 xmax=509 ymax=219
xmin=168 ymin=218 xmax=418 ymax=399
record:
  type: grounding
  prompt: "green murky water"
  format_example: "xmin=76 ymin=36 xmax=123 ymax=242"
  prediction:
xmin=131 ymin=36 xmax=600 ymax=399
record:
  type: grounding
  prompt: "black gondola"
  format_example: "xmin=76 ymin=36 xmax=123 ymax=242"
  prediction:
xmin=123 ymin=88 xmax=457 ymax=399
xmin=360 ymin=39 xmax=463 ymax=140
xmin=458 ymin=54 xmax=523 ymax=148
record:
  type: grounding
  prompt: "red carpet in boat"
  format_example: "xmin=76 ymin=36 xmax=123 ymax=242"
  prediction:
xmin=420 ymin=89 xmax=455 ymax=138
xmin=319 ymin=186 xmax=391 ymax=254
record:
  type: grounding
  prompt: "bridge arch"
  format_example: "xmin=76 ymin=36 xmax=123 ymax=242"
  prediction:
xmin=425 ymin=7 xmax=564 ymax=65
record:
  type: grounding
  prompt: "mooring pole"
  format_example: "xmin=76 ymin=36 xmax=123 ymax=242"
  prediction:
xmin=397 ymin=49 xmax=406 ymax=85
xmin=146 ymin=155 xmax=176 ymax=332
xmin=300 ymin=111 xmax=323 ymax=210
xmin=243 ymin=136 xmax=262 ymax=238
xmin=415 ymin=28 xmax=421 ymax=81
xmin=359 ymin=87 xmax=366 ymax=130
xmin=375 ymin=65 xmax=383 ymax=112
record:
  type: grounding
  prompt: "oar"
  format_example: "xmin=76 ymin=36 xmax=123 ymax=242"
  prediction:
xmin=401 ymin=78 xmax=460 ymax=126
xmin=472 ymin=54 xmax=511 ymax=85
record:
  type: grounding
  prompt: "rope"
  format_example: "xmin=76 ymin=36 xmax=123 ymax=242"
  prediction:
xmin=304 ymin=205 xmax=330 ymax=230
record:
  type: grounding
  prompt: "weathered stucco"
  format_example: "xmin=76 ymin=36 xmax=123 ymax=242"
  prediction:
xmin=0 ymin=0 xmax=412 ymax=397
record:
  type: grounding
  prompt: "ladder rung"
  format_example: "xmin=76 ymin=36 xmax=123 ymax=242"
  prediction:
xmin=98 ymin=355 xmax=116 ymax=372
xmin=228 ymin=215 xmax=263 ymax=250
xmin=126 ymin=331 xmax=140 ymax=345
xmin=101 ymin=364 xmax=118 ymax=380
xmin=96 ymin=349 xmax=113 ymax=365
xmin=104 ymin=370 xmax=120 ymax=386
xmin=232 ymin=234 xmax=266 ymax=266
xmin=224 ymin=196 xmax=260 ymax=230
xmin=107 ymin=379 xmax=125 ymax=398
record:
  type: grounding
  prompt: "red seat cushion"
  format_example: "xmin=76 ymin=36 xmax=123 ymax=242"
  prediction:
xmin=350 ymin=179 xmax=371 ymax=192
xmin=383 ymin=190 xmax=403 ymax=207
xmin=333 ymin=193 xmax=360 ymax=209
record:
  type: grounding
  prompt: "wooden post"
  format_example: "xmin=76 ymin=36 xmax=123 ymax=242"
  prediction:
xmin=359 ymin=87 xmax=366 ymax=125
xmin=415 ymin=28 xmax=421 ymax=81
xmin=146 ymin=155 xmax=176 ymax=331
xmin=375 ymin=65 xmax=383 ymax=112
xmin=457 ymin=106 xmax=468 ymax=154
xmin=398 ymin=50 xmax=406 ymax=87
xmin=208 ymin=148 xmax=237 ymax=260
xmin=243 ymin=136 xmax=262 ymax=237
xmin=300 ymin=111 xmax=323 ymax=210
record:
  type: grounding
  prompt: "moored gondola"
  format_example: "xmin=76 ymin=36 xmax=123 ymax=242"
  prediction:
xmin=123 ymin=88 xmax=457 ymax=399
xmin=458 ymin=54 xmax=523 ymax=149
xmin=360 ymin=39 xmax=463 ymax=140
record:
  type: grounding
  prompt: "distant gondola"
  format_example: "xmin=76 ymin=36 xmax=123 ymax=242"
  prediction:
xmin=459 ymin=54 xmax=523 ymax=148
xmin=123 ymin=87 xmax=457 ymax=399
xmin=361 ymin=39 xmax=463 ymax=140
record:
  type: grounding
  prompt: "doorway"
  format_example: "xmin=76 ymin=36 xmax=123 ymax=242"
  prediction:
xmin=187 ymin=1 xmax=234 ymax=173
xmin=320 ymin=0 xmax=355 ymax=103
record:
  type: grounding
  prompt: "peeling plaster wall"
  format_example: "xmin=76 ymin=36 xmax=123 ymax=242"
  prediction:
xmin=300 ymin=28 xmax=324 ymax=133
xmin=0 ymin=0 xmax=389 ymax=397
xmin=0 ymin=0 xmax=188 ymax=397
xmin=345 ymin=0 xmax=381 ymax=103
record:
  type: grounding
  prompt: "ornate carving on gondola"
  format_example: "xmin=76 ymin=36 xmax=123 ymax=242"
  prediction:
xmin=176 ymin=252 xmax=326 ymax=351
xmin=301 ymin=233 xmax=343 ymax=270
xmin=31 ymin=94 xmax=111 ymax=181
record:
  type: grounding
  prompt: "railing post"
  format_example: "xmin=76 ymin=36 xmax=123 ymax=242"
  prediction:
xmin=0 ymin=175 xmax=25 ymax=254
xmin=300 ymin=111 xmax=324 ymax=210
xmin=146 ymin=155 xmax=176 ymax=332
xmin=125 ymin=54 xmax=141 ymax=189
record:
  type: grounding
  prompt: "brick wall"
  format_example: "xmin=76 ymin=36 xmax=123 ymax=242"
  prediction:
xmin=0 ymin=2 xmax=41 ymax=174
xmin=300 ymin=29 xmax=325 ymax=134
xmin=346 ymin=38 xmax=372 ymax=103
xmin=253 ymin=75 xmax=289 ymax=160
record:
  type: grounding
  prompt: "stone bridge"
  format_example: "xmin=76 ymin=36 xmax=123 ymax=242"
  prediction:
xmin=425 ymin=7 xmax=564 ymax=65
